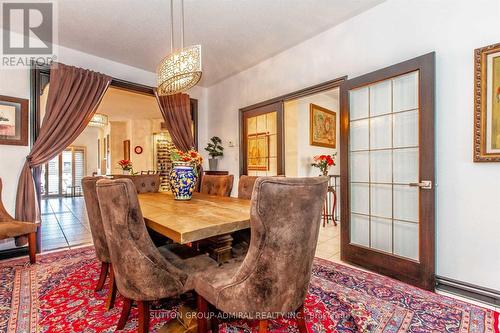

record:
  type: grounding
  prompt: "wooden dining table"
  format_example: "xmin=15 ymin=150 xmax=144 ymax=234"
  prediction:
xmin=138 ymin=191 xmax=251 ymax=263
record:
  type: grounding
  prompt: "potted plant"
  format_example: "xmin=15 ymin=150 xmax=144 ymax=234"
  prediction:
xmin=311 ymin=153 xmax=336 ymax=176
xmin=169 ymin=148 xmax=203 ymax=200
xmin=204 ymin=136 xmax=224 ymax=171
xmin=118 ymin=159 xmax=133 ymax=175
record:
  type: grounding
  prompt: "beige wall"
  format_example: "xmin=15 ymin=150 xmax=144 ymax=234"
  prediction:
xmin=284 ymin=89 xmax=340 ymax=177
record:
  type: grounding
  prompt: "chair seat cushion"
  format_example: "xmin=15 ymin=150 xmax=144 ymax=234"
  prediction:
xmin=158 ymin=244 xmax=218 ymax=292
xmin=193 ymin=259 xmax=243 ymax=307
xmin=0 ymin=221 xmax=37 ymax=240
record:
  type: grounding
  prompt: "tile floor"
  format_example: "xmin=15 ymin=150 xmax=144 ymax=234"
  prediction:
xmin=315 ymin=222 xmax=341 ymax=261
xmin=40 ymin=197 xmax=92 ymax=251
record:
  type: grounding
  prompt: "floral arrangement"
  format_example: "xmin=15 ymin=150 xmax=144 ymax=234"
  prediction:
xmin=311 ymin=153 xmax=336 ymax=176
xmin=171 ymin=148 xmax=203 ymax=167
xmin=117 ymin=159 xmax=133 ymax=171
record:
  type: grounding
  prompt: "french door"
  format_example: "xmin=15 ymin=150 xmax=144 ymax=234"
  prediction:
xmin=240 ymin=101 xmax=284 ymax=176
xmin=340 ymin=53 xmax=435 ymax=290
xmin=41 ymin=146 xmax=86 ymax=197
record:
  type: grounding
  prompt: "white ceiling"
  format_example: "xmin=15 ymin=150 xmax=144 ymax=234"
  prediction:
xmin=56 ymin=0 xmax=384 ymax=87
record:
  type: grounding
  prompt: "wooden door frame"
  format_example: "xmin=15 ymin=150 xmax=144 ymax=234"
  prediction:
xmin=340 ymin=52 xmax=435 ymax=290
xmin=26 ymin=63 xmax=199 ymax=254
xmin=240 ymin=102 xmax=284 ymax=175
xmin=239 ymin=76 xmax=347 ymax=176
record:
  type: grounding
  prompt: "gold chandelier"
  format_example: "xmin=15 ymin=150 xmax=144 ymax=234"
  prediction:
xmin=88 ymin=113 xmax=108 ymax=128
xmin=157 ymin=0 xmax=202 ymax=96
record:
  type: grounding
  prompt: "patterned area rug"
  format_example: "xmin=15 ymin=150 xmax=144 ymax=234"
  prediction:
xmin=0 ymin=246 xmax=498 ymax=332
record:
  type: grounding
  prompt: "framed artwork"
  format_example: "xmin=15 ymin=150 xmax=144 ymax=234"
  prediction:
xmin=247 ymin=132 xmax=269 ymax=171
xmin=134 ymin=145 xmax=143 ymax=154
xmin=474 ymin=42 xmax=500 ymax=161
xmin=0 ymin=95 xmax=28 ymax=146
xmin=310 ymin=103 xmax=336 ymax=148
xmin=123 ymin=140 xmax=131 ymax=160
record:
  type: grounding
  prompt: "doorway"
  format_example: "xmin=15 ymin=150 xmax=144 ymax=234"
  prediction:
xmin=340 ymin=53 xmax=435 ymax=290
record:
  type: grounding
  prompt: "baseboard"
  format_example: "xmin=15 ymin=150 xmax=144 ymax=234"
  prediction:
xmin=436 ymin=275 xmax=500 ymax=307
xmin=0 ymin=246 xmax=28 ymax=261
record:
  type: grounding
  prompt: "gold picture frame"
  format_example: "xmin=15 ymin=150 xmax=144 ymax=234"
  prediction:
xmin=310 ymin=103 xmax=336 ymax=148
xmin=473 ymin=42 xmax=500 ymax=161
xmin=247 ymin=132 xmax=269 ymax=171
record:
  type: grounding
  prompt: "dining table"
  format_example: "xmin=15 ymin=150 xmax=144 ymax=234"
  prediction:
xmin=138 ymin=191 xmax=251 ymax=263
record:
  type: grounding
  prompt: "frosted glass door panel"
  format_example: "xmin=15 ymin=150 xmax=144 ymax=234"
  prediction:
xmin=349 ymin=70 xmax=420 ymax=260
xmin=349 ymin=87 xmax=369 ymax=120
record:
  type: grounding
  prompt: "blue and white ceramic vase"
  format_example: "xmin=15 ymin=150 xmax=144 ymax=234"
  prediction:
xmin=169 ymin=162 xmax=197 ymax=200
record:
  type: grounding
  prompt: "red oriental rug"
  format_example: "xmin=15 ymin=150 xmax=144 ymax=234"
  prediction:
xmin=0 ymin=246 xmax=498 ymax=332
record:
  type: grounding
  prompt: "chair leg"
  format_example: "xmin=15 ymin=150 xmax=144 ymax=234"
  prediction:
xmin=210 ymin=315 xmax=219 ymax=333
xmin=258 ymin=320 xmax=268 ymax=333
xmin=196 ymin=294 xmax=209 ymax=333
xmin=28 ymin=232 xmax=36 ymax=264
xmin=297 ymin=305 xmax=308 ymax=333
xmin=137 ymin=301 xmax=150 ymax=333
xmin=106 ymin=265 xmax=117 ymax=310
xmin=116 ymin=298 xmax=132 ymax=330
xmin=95 ymin=262 xmax=109 ymax=291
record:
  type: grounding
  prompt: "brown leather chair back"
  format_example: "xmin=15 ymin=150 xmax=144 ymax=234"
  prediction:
xmin=237 ymin=175 xmax=258 ymax=200
xmin=200 ymin=175 xmax=234 ymax=197
xmin=96 ymin=178 xmax=187 ymax=301
xmin=113 ymin=174 xmax=161 ymax=193
xmin=82 ymin=176 xmax=110 ymax=263
xmin=215 ymin=177 xmax=328 ymax=315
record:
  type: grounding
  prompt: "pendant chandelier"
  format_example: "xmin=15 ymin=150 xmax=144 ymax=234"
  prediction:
xmin=157 ymin=0 xmax=202 ymax=96
xmin=88 ymin=113 xmax=108 ymax=128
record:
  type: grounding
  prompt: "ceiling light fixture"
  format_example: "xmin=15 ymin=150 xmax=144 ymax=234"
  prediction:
xmin=88 ymin=113 xmax=108 ymax=128
xmin=156 ymin=0 xmax=202 ymax=96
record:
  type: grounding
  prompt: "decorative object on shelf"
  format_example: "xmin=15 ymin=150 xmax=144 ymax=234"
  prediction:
xmin=169 ymin=148 xmax=203 ymax=200
xmin=88 ymin=113 xmax=108 ymax=128
xmin=247 ymin=132 xmax=269 ymax=171
xmin=474 ymin=42 xmax=500 ymax=161
xmin=134 ymin=145 xmax=143 ymax=154
xmin=311 ymin=153 xmax=336 ymax=176
xmin=156 ymin=0 xmax=202 ymax=96
xmin=118 ymin=159 xmax=133 ymax=175
xmin=205 ymin=136 xmax=224 ymax=171
xmin=0 ymin=95 xmax=28 ymax=146
xmin=310 ymin=103 xmax=336 ymax=148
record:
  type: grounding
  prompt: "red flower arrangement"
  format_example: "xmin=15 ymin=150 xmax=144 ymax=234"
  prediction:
xmin=117 ymin=159 xmax=132 ymax=171
xmin=311 ymin=153 xmax=336 ymax=176
xmin=171 ymin=148 xmax=203 ymax=166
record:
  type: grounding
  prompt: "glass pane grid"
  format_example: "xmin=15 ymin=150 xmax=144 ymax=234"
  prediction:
xmin=349 ymin=71 xmax=420 ymax=261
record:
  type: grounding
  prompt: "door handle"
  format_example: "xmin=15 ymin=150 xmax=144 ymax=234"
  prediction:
xmin=409 ymin=180 xmax=432 ymax=190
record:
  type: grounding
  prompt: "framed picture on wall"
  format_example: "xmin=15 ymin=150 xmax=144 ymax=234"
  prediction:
xmin=310 ymin=103 xmax=336 ymax=148
xmin=474 ymin=42 xmax=500 ymax=161
xmin=247 ymin=132 xmax=269 ymax=171
xmin=0 ymin=95 xmax=28 ymax=146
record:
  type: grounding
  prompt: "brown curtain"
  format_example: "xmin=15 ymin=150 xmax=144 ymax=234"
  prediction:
xmin=15 ymin=63 xmax=111 ymax=244
xmin=155 ymin=92 xmax=194 ymax=152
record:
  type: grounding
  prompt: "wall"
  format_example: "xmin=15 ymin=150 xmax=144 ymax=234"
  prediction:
xmin=205 ymin=0 xmax=500 ymax=290
xmin=284 ymin=90 xmax=340 ymax=177
xmin=71 ymin=126 xmax=101 ymax=176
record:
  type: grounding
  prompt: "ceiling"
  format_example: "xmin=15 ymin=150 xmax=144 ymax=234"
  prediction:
xmin=56 ymin=0 xmax=385 ymax=87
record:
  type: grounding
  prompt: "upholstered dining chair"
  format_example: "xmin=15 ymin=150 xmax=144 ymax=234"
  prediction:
xmin=96 ymin=178 xmax=217 ymax=333
xmin=231 ymin=175 xmax=259 ymax=257
xmin=195 ymin=176 xmax=328 ymax=333
xmin=237 ymin=175 xmax=258 ymax=200
xmin=82 ymin=176 xmax=117 ymax=310
xmin=0 ymin=178 xmax=38 ymax=264
xmin=114 ymin=174 xmax=161 ymax=193
xmin=200 ymin=175 xmax=234 ymax=197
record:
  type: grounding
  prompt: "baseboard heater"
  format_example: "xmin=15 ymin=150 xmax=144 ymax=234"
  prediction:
xmin=436 ymin=275 xmax=500 ymax=307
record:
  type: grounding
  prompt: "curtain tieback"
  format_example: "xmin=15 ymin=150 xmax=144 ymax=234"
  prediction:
xmin=25 ymin=156 xmax=33 ymax=168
